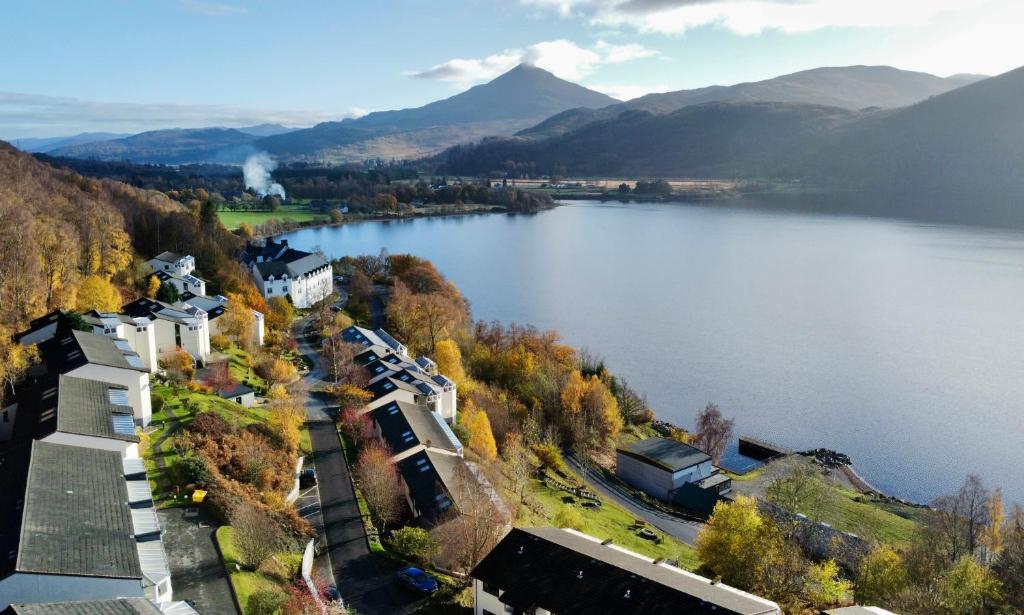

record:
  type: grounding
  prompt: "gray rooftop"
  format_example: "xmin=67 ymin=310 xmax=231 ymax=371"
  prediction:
xmin=72 ymin=330 xmax=147 ymax=372
xmin=8 ymin=598 xmax=161 ymax=615
xmin=472 ymin=527 xmax=780 ymax=615
xmin=56 ymin=375 xmax=139 ymax=442
xmin=617 ymin=437 xmax=711 ymax=473
xmin=17 ymin=441 xmax=142 ymax=578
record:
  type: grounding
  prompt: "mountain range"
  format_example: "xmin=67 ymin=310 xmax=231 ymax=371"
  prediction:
xmin=32 ymin=63 xmax=983 ymax=165
xmin=439 ymin=64 xmax=1024 ymax=226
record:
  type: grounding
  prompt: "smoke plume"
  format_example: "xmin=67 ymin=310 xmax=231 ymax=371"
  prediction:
xmin=243 ymin=152 xmax=286 ymax=199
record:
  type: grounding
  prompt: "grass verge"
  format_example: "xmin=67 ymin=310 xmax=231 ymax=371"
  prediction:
xmin=216 ymin=526 xmax=304 ymax=613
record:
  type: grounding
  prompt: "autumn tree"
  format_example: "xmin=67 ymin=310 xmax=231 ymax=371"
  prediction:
xmin=374 ymin=192 xmax=399 ymax=212
xmin=502 ymin=433 xmax=534 ymax=506
xmin=386 ymin=280 xmax=466 ymax=355
xmin=160 ymin=348 xmax=195 ymax=383
xmin=0 ymin=337 xmax=39 ymax=400
xmin=939 ymin=556 xmax=1001 ymax=614
xmin=231 ymin=502 xmax=285 ymax=570
xmin=35 ymin=220 xmax=80 ymax=309
xmin=691 ymin=403 xmax=734 ymax=465
xmin=994 ymin=505 xmax=1024 ymax=609
xmin=463 ymin=400 xmax=498 ymax=461
xmin=979 ymin=488 xmax=1006 ymax=565
xmin=696 ymin=496 xmax=770 ymax=590
xmin=219 ymin=294 xmax=258 ymax=351
xmin=146 ymin=274 xmax=161 ymax=299
xmin=434 ymin=338 xmax=471 ymax=390
xmin=857 ymin=545 xmax=909 ymax=604
xmin=266 ymin=296 xmax=295 ymax=331
xmin=257 ymin=357 xmax=298 ymax=384
xmin=270 ymin=398 xmax=305 ymax=452
xmin=320 ymin=335 xmax=367 ymax=385
xmin=435 ymin=462 xmax=506 ymax=573
xmin=766 ymin=463 xmax=826 ymax=521
xmin=203 ymin=360 xmax=235 ymax=393
xmin=76 ymin=274 xmax=122 ymax=312
xmin=355 ymin=440 xmax=403 ymax=532
xmin=328 ymin=208 xmax=344 ymax=223
xmin=803 ymin=560 xmax=852 ymax=609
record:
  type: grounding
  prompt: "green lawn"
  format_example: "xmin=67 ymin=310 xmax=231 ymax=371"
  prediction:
xmin=518 ymin=467 xmax=700 ymax=570
xmin=217 ymin=208 xmax=328 ymax=230
xmin=800 ymin=484 xmax=923 ymax=545
xmin=216 ymin=526 xmax=303 ymax=614
xmin=145 ymin=383 xmax=275 ymax=506
xmin=222 ymin=345 xmax=268 ymax=393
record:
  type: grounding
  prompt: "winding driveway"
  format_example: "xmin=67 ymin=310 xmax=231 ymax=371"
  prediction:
xmin=566 ymin=453 xmax=704 ymax=545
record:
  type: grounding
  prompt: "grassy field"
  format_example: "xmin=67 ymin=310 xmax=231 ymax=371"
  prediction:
xmin=801 ymin=484 xmax=923 ymax=545
xmin=217 ymin=207 xmax=327 ymax=229
xmin=216 ymin=526 xmax=304 ymax=613
xmin=517 ymin=467 xmax=700 ymax=570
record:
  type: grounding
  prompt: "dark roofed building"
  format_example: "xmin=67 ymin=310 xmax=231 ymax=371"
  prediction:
xmin=3 ymin=375 xmax=139 ymax=457
xmin=370 ymin=400 xmax=462 ymax=460
xmin=0 ymin=441 xmax=172 ymax=609
xmin=471 ymin=527 xmax=781 ymax=615
xmin=4 ymin=597 xmax=163 ymax=615
xmin=615 ymin=437 xmax=718 ymax=503
xmin=241 ymin=239 xmax=332 ymax=309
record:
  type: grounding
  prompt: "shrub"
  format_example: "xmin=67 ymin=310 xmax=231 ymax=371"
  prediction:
xmin=267 ymin=383 xmax=289 ymax=400
xmin=388 ymin=527 xmax=441 ymax=567
xmin=178 ymin=455 xmax=211 ymax=485
xmin=151 ymin=395 xmax=165 ymax=415
xmin=257 ymin=358 xmax=298 ymax=384
xmin=531 ymin=442 xmax=568 ymax=475
xmin=210 ymin=333 xmax=231 ymax=351
xmin=246 ymin=588 xmax=287 ymax=615
xmin=188 ymin=412 xmax=233 ymax=438
xmin=553 ymin=505 xmax=586 ymax=531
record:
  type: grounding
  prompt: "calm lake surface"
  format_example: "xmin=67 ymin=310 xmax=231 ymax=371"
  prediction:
xmin=283 ymin=200 xmax=1024 ymax=504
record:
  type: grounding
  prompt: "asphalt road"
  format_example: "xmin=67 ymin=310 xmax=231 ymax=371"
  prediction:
xmin=566 ymin=454 xmax=704 ymax=545
xmin=296 ymin=318 xmax=421 ymax=614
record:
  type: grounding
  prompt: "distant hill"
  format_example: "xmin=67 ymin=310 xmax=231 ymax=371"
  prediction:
xmin=257 ymin=64 xmax=616 ymax=162
xmin=50 ymin=127 xmax=259 ymax=164
xmin=440 ymin=102 xmax=865 ymax=178
xmin=517 ymin=66 xmax=985 ymax=140
xmin=440 ymin=66 xmax=1024 ymax=227
xmin=11 ymin=132 xmax=130 ymax=153
xmin=237 ymin=123 xmax=300 ymax=137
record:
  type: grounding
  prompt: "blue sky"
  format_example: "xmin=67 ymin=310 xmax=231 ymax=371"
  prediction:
xmin=2 ymin=0 xmax=1022 ymax=138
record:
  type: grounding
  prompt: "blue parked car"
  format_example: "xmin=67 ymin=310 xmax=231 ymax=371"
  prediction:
xmin=396 ymin=566 xmax=439 ymax=594
xmin=321 ymin=584 xmax=340 ymax=602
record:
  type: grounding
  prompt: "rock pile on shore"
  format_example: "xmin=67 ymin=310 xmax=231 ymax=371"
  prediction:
xmin=799 ymin=448 xmax=852 ymax=468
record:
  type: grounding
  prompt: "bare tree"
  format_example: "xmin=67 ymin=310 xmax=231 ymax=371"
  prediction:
xmin=502 ymin=433 xmax=534 ymax=506
xmin=231 ymin=502 xmax=284 ymax=570
xmin=692 ymin=403 xmax=734 ymax=465
xmin=435 ymin=462 xmax=508 ymax=573
xmin=930 ymin=474 xmax=991 ymax=562
xmin=321 ymin=335 xmax=368 ymax=385
xmin=355 ymin=440 xmax=404 ymax=532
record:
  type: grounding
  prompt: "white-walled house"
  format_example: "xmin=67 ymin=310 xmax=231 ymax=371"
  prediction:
xmin=153 ymin=269 xmax=206 ymax=297
xmin=615 ymin=437 xmax=727 ymax=503
xmin=177 ymin=291 xmax=265 ymax=348
xmin=0 ymin=375 xmax=141 ymax=459
xmin=241 ymin=239 xmax=333 ymax=309
xmin=471 ymin=527 xmax=782 ymax=615
xmin=0 ymin=441 xmax=174 ymax=610
xmin=122 ymin=298 xmax=211 ymax=365
xmin=30 ymin=329 xmax=153 ymax=427
xmin=147 ymin=252 xmax=195 ymax=278
xmin=82 ymin=311 xmax=159 ymax=372
xmin=6 ymin=597 xmax=200 ymax=615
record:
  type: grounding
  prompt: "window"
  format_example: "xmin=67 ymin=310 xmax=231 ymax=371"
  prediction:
xmin=482 ymin=582 xmax=500 ymax=597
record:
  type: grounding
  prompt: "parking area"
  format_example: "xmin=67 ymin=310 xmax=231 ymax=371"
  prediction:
xmin=295 ymin=480 xmax=336 ymax=583
xmin=159 ymin=507 xmax=238 ymax=615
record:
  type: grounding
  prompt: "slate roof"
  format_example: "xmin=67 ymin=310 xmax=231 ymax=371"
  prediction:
xmin=12 ymin=375 xmax=139 ymax=443
xmin=177 ymin=292 xmax=229 ymax=320
xmin=617 ymin=437 xmax=711 ymax=473
xmin=366 ymin=375 xmax=425 ymax=400
xmin=6 ymin=598 xmax=162 ymax=615
xmin=122 ymin=298 xmax=199 ymax=326
xmin=371 ymin=400 xmax=462 ymax=457
xmin=471 ymin=527 xmax=780 ymax=615
xmin=13 ymin=441 xmax=143 ymax=579
xmin=397 ymin=449 xmax=476 ymax=522
xmin=246 ymin=239 xmax=329 ymax=280
xmin=342 ymin=326 xmax=405 ymax=354
xmin=150 ymin=251 xmax=184 ymax=264
xmin=217 ymin=382 xmax=255 ymax=399
xmin=38 ymin=330 xmax=147 ymax=374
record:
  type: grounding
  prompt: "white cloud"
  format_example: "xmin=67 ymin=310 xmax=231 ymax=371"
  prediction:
xmin=408 ymin=39 xmax=658 ymax=85
xmin=521 ymin=0 xmax=980 ymax=36
xmin=595 ymin=40 xmax=660 ymax=63
xmin=0 ymin=91 xmax=358 ymax=139
xmin=587 ymin=82 xmax=670 ymax=100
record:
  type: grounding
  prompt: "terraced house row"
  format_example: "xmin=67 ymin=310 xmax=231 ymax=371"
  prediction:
xmin=0 ymin=317 xmax=197 ymax=614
